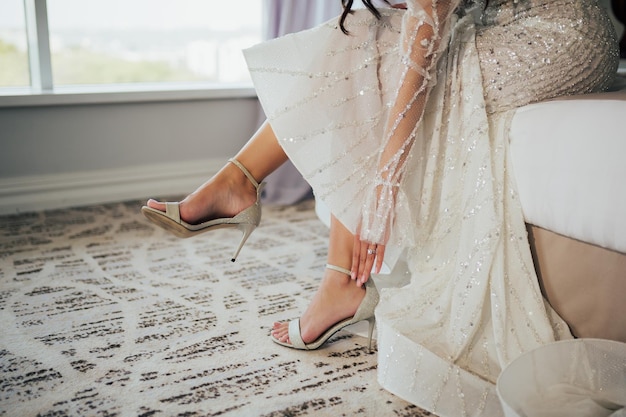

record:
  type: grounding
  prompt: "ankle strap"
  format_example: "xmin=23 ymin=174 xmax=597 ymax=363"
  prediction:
xmin=326 ymin=264 xmax=352 ymax=276
xmin=229 ymin=158 xmax=259 ymax=189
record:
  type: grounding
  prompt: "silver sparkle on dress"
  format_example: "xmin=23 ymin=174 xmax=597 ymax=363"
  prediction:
xmin=244 ymin=1 xmax=619 ymax=416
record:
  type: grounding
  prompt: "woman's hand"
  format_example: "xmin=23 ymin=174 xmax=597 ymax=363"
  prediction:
xmin=351 ymin=234 xmax=386 ymax=286
xmin=350 ymin=178 xmax=396 ymax=286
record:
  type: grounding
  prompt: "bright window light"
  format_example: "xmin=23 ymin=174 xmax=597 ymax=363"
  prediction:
xmin=46 ymin=0 xmax=262 ymax=86
xmin=0 ymin=0 xmax=30 ymax=88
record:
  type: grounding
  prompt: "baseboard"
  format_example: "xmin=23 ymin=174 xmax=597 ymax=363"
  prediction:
xmin=0 ymin=159 xmax=223 ymax=215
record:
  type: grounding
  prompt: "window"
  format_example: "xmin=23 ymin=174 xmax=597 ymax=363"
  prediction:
xmin=1 ymin=0 xmax=262 ymax=93
xmin=0 ymin=0 xmax=29 ymax=88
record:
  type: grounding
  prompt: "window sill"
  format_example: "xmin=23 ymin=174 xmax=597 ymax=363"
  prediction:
xmin=0 ymin=82 xmax=257 ymax=108
xmin=2 ymin=60 xmax=623 ymax=108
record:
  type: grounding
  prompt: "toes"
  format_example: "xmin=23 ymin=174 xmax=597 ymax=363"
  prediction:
xmin=147 ymin=199 xmax=165 ymax=211
xmin=272 ymin=321 xmax=288 ymax=332
xmin=272 ymin=327 xmax=286 ymax=339
xmin=271 ymin=322 xmax=291 ymax=343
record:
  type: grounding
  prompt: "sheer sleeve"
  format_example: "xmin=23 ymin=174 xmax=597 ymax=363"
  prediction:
xmin=358 ymin=0 xmax=462 ymax=244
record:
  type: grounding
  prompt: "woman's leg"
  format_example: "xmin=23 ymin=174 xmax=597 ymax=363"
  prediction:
xmin=271 ymin=215 xmax=367 ymax=345
xmin=147 ymin=120 xmax=288 ymax=223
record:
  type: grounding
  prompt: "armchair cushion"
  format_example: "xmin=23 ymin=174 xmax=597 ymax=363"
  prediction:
xmin=510 ymin=81 xmax=626 ymax=254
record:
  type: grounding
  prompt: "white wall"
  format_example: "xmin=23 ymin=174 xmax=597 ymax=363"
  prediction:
xmin=0 ymin=95 xmax=261 ymax=214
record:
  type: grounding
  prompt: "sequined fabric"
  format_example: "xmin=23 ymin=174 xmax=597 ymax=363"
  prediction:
xmin=478 ymin=0 xmax=618 ymax=113
xmin=244 ymin=1 xmax=618 ymax=416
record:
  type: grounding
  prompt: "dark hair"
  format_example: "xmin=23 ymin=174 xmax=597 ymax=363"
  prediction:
xmin=339 ymin=0 xmax=389 ymax=34
xmin=339 ymin=1 xmax=490 ymax=34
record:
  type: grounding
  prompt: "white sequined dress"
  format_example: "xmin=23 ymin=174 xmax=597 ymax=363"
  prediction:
xmin=244 ymin=1 xmax=619 ymax=416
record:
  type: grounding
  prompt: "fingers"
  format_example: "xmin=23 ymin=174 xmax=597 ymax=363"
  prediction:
xmin=351 ymin=234 xmax=372 ymax=284
xmin=362 ymin=243 xmax=376 ymax=285
xmin=355 ymin=240 xmax=367 ymax=285
xmin=374 ymin=244 xmax=386 ymax=274
xmin=352 ymin=241 xmax=380 ymax=287
xmin=351 ymin=233 xmax=361 ymax=281
xmin=351 ymin=232 xmax=387 ymax=286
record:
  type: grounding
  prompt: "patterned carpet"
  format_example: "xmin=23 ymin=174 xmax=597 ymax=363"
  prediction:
xmin=0 ymin=199 xmax=430 ymax=416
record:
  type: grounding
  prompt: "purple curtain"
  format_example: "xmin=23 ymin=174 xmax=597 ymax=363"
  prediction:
xmin=259 ymin=0 xmax=343 ymax=205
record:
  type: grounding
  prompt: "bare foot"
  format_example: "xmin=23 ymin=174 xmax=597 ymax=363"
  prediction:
xmin=271 ymin=268 xmax=366 ymax=345
xmin=147 ymin=162 xmax=257 ymax=224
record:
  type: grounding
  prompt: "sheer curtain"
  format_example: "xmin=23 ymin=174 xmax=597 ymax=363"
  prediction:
xmin=259 ymin=0 xmax=343 ymax=205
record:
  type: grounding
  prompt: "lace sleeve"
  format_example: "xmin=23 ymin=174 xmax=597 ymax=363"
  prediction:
xmin=359 ymin=0 xmax=462 ymax=244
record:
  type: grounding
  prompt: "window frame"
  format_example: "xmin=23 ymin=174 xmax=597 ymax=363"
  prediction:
xmin=0 ymin=0 xmax=259 ymax=108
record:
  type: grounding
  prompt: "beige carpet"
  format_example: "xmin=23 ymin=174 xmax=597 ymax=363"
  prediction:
xmin=0 ymin=199 xmax=431 ymax=416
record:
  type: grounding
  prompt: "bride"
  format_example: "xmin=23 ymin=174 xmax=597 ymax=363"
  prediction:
xmin=142 ymin=1 xmax=620 ymax=415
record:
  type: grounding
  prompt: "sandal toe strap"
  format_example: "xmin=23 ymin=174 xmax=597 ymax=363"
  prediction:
xmin=164 ymin=202 xmax=181 ymax=223
xmin=288 ymin=319 xmax=307 ymax=350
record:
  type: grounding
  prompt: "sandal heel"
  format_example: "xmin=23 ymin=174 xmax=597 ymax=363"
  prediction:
xmin=366 ymin=317 xmax=376 ymax=353
xmin=231 ymin=223 xmax=257 ymax=262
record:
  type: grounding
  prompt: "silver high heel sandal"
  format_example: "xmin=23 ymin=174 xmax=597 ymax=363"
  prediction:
xmin=141 ymin=158 xmax=265 ymax=262
xmin=271 ymin=264 xmax=379 ymax=352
